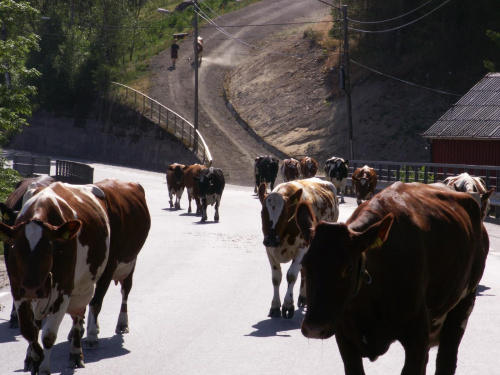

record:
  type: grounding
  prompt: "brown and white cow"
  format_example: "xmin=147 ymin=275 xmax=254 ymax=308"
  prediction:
xmin=299 ymin=157 xmax=318 ymax=178
xmin=324 ymin=157 xmax=349 ymax=203
xmin=258 ymin=178 xmax=339 ymax=319
xmin=351 ymin=165 xmax=378 ymax=206
xmin=0 ymin=182 xmax=110 ymax=374
xmin=166 ymin=163 xmax=186 ymax=209
xmin=443 ymin=172 xmax=494 ymax=220
xmin=0 ymin=175 xmax=56 ymax=328
xmin=296 ymin=182 xmax=489 ymax=375
xmin=182 ymin=163 xmax=207 ymax=215
xmin=280 ymin=158 xmax=300 ymax=182
xmin=87 ymin=179 xmax=150 ymax=345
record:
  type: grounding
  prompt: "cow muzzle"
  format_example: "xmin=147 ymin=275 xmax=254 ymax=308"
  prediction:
xmin=263 ymin=234 xmax=280 ymax=247
xmin=20 ymin=272 xmax=52 ymax=299
xmin=301 ymin=321 xmax=335 ymax=339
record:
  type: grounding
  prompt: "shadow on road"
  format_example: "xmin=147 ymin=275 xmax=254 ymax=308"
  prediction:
xmin=0 ymin=319 xmax=19 ymax=344
xmin=477 ymin=284 xmax=494 ymax=297
xmin=245 ymin=308 xmax=304 ymax=338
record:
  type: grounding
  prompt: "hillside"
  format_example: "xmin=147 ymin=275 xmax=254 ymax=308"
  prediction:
xmin=225 ymin=20 xmax=459 ymax=165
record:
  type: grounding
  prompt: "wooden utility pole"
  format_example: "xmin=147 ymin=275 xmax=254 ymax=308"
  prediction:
xmin=193 ymin=0 xmax=199 ymax=153
xmin=342 ymin=5 xmax=354 ymax=160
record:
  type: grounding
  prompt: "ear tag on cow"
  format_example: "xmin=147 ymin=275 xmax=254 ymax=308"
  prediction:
xmin=369 ymin=236 xmax=383 ymax=250
xmin=61 ymin=231 xmax=70 ymax=240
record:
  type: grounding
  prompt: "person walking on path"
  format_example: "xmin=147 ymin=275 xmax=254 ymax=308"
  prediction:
xmin=170 ymin=38 xmax=180 ymax=68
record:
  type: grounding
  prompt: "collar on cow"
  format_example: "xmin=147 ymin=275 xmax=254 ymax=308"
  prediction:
xmin=353 ymin=254 xmax=371 ymax=298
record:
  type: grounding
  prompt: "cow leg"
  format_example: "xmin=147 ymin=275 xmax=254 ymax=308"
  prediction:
xmin=67 ymin=314 xmax=86 ymax=369
xmin=435 ymin=290 xmax=477 ymax=375
xmin=175 ymin=190 xmax=183 ymax=209
xmin=18 ymin=301 xmax=43 ymax=373
xmin=282 ymin=248 xmax=307 ymax=319
xmin=195 ymin=196 xmax=202 ymax=215
xmin=168 ymin=191 xmax=174 ymax=208
xmin=187 ymin=190 xmax=193 ymax=213
xmin=336 ymin=329 xmax=366 ymax=375
xmin=214 ymin=198 xmax=220 ymax=222
xmin=399 ymin=305 xmax=430 ymax=375
xmin=10 ymin=302 xmax=19 ymax=328
xmin=87 ymin=269 xmax=115 ymax=348
xmin=38 ymin=299 xmax=70 ymax=375
xmin=201 ymin=199 xmax=208 ymax=222
xmin=265 ymin=249 xmax=282 ymax=318
xmin=298 ymin=267 xmax=306 ymax=307
xmin=116 ymin=266 xmax=136 ymax=334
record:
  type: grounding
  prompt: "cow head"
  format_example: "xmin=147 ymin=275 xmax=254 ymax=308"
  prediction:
xmin=259 ymin=183 xmax=303 ymax=248
xmin=301 ymin=157 xmax=318 ymax=178
xmin=0 ymin=219 xmax=81 ymax=300
xmin=168 ymin=164 xmax=185 ymax=185
xmin=325 ymin=158 xmax=349 ymax=181
xmin=296 ymin=201 xmax=393 ymax=339
xmin=195 ymin=167 xmax=216 ymax=197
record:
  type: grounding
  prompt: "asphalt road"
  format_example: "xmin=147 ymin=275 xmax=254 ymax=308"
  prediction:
xmin=1 ymin=162 xmax=500 ymax=374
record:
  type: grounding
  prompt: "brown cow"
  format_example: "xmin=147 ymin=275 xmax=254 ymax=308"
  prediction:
xmin=296 ymin=182 xmax=489 ymax=375
xmin=166 ymin=163 xmax=186 ymax=209
xmin=299 ymin=157 xmax=318 ymax=178
xmin=182 ymin=163 xmax=207 ymax=215
xmin=0 ymin=182 xmax=110 ymax=374
xmin=0 ymin=175 xmax=56 ymax=328
xmin=259 ymin=178 xmax=339 ymax=319
xmin=87 ymin=179 xmax=150 ymax=345
xmin=443 ymin=172 xmax=494 ymax=220
xmin=351 ymin=165 xmax=378 ymax=206
xmin=280 ymin=158 xmax=300 ymax=182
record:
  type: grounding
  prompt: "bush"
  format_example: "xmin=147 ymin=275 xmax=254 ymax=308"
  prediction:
xmin=0 ymin=155 xmax=21 ymax=202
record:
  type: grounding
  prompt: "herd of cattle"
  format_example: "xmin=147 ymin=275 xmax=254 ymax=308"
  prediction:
xmin=0 ymin=154 xmax=495 ymax=374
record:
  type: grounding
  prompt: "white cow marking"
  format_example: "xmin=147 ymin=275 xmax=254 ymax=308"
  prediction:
xmin=25 ymin=222 xmax=43 ymax=251
xmin=266 ymin=193 xmax=284 ymax=228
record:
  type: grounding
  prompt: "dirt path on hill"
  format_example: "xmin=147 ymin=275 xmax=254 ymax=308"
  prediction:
xmin=148 ymin=0 xmax=331 ymax=186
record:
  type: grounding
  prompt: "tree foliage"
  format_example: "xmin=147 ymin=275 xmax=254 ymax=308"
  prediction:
xmin=334 ymin=0 xmax=500 ymax=91
xmin=0 ymin=0 xmax=40 ymax=144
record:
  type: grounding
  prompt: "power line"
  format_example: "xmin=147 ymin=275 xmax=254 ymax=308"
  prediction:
xmin=351 ymin=59 xmax=462 ymax=97
xmin=349 ymin=0 xmax=452 ymax=34
xmin=348 ymin=0 xmax=435 ymax=24
xmin=315 ymin=0 xmax=340 ymax=10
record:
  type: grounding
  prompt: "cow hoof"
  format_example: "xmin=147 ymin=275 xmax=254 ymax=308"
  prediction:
xmin=214 ymin=215 xmax=219 ymax=222
xmin=282 ymin=306 xmax=295 ymax=319
xmin=83 ymin=338 xmax=100 ymax=350
xmin=267 ymin=307 xmax=281 ymax=318
xmin=116 ymin=324 xmax=130 ymax=334
xmin=68 ymin=353 xmax=85 ymax=368
xmin=298 ymin=296 xmax=306 ymax=307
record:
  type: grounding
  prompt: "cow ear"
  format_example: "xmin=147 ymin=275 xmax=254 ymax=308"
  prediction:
xmin=296 ymin=201 xmax=316 ymax=243
xmin=354 ymin=213 xmax=394 ymax=252
xmin=351 ymin=175 xmax=359 ymax=182
xmin=0 ymin=203 xmax=16 ymax=223
xmin=258 ymin=183 xmax=268 ymax=203
xmin=288 ymin=188 xmax=303 ymax=206
xmin=54 ymin=220 xmax=82 ymax=241
xmin=0 ymin=221 xmax=14 ymax=242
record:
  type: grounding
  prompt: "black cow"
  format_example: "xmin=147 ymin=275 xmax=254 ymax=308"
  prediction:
xmin=195 ymin=167 xmax=225 ymax=222
xmin=254 ymin=155 xmax=279 ymax=193
xmin=324 ymin=157 xmax=349 ymax=203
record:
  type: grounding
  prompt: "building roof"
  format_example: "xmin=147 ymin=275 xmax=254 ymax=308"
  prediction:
xmin=422 ymin=72 xmax=500 ymax=139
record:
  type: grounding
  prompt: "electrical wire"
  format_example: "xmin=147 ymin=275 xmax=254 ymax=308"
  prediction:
xmin=351 ymin=59 xmax=462 ymax=96
xmin=348 ymin=0 xmax=435 ymax=24
xmin=316 ymin=0 xmax=340 ymax=10
xmin=348 ymin=0 xmax=452 ymax=34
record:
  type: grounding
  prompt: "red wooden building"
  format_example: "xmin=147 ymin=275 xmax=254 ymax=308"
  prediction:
xmin=422 ymin=72 xmax=500 ymax=166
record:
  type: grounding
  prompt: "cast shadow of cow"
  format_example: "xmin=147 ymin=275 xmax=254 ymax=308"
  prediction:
xmin=245 ymin=308 xmax=305 ymax=338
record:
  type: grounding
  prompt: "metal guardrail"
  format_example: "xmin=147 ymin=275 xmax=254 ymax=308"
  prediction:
xmin=110 ymin=82 xmax=213 ymax=166
xmin=55 ymin=160 xmax=94 ymax=184
xmin=13 ymin=155 xmax=51 ymax=176
xmin=347 ymin=160 xmax=500 ymax=218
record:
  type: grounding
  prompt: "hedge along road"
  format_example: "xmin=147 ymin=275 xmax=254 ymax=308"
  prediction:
xmin=1 ymin=162 xmax=500 ymax=374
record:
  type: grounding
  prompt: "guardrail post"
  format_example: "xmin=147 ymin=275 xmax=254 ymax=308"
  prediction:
xmin=134 ymin=91 xmax=137 ymax=109
xmin=158 ymin=106 xmax=161 ymax=124
xmin=150 ymin=99 xmax=153 ymax=119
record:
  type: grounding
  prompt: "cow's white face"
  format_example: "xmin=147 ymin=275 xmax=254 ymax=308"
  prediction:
xmin=265 ymin=193 xmax=285 ymax=230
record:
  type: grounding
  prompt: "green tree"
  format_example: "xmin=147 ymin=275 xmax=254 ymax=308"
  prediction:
xmin=0 ymin=0 xmax=40 ymax=144
xmin=485 ymin=30 xmax=500 ymax=71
